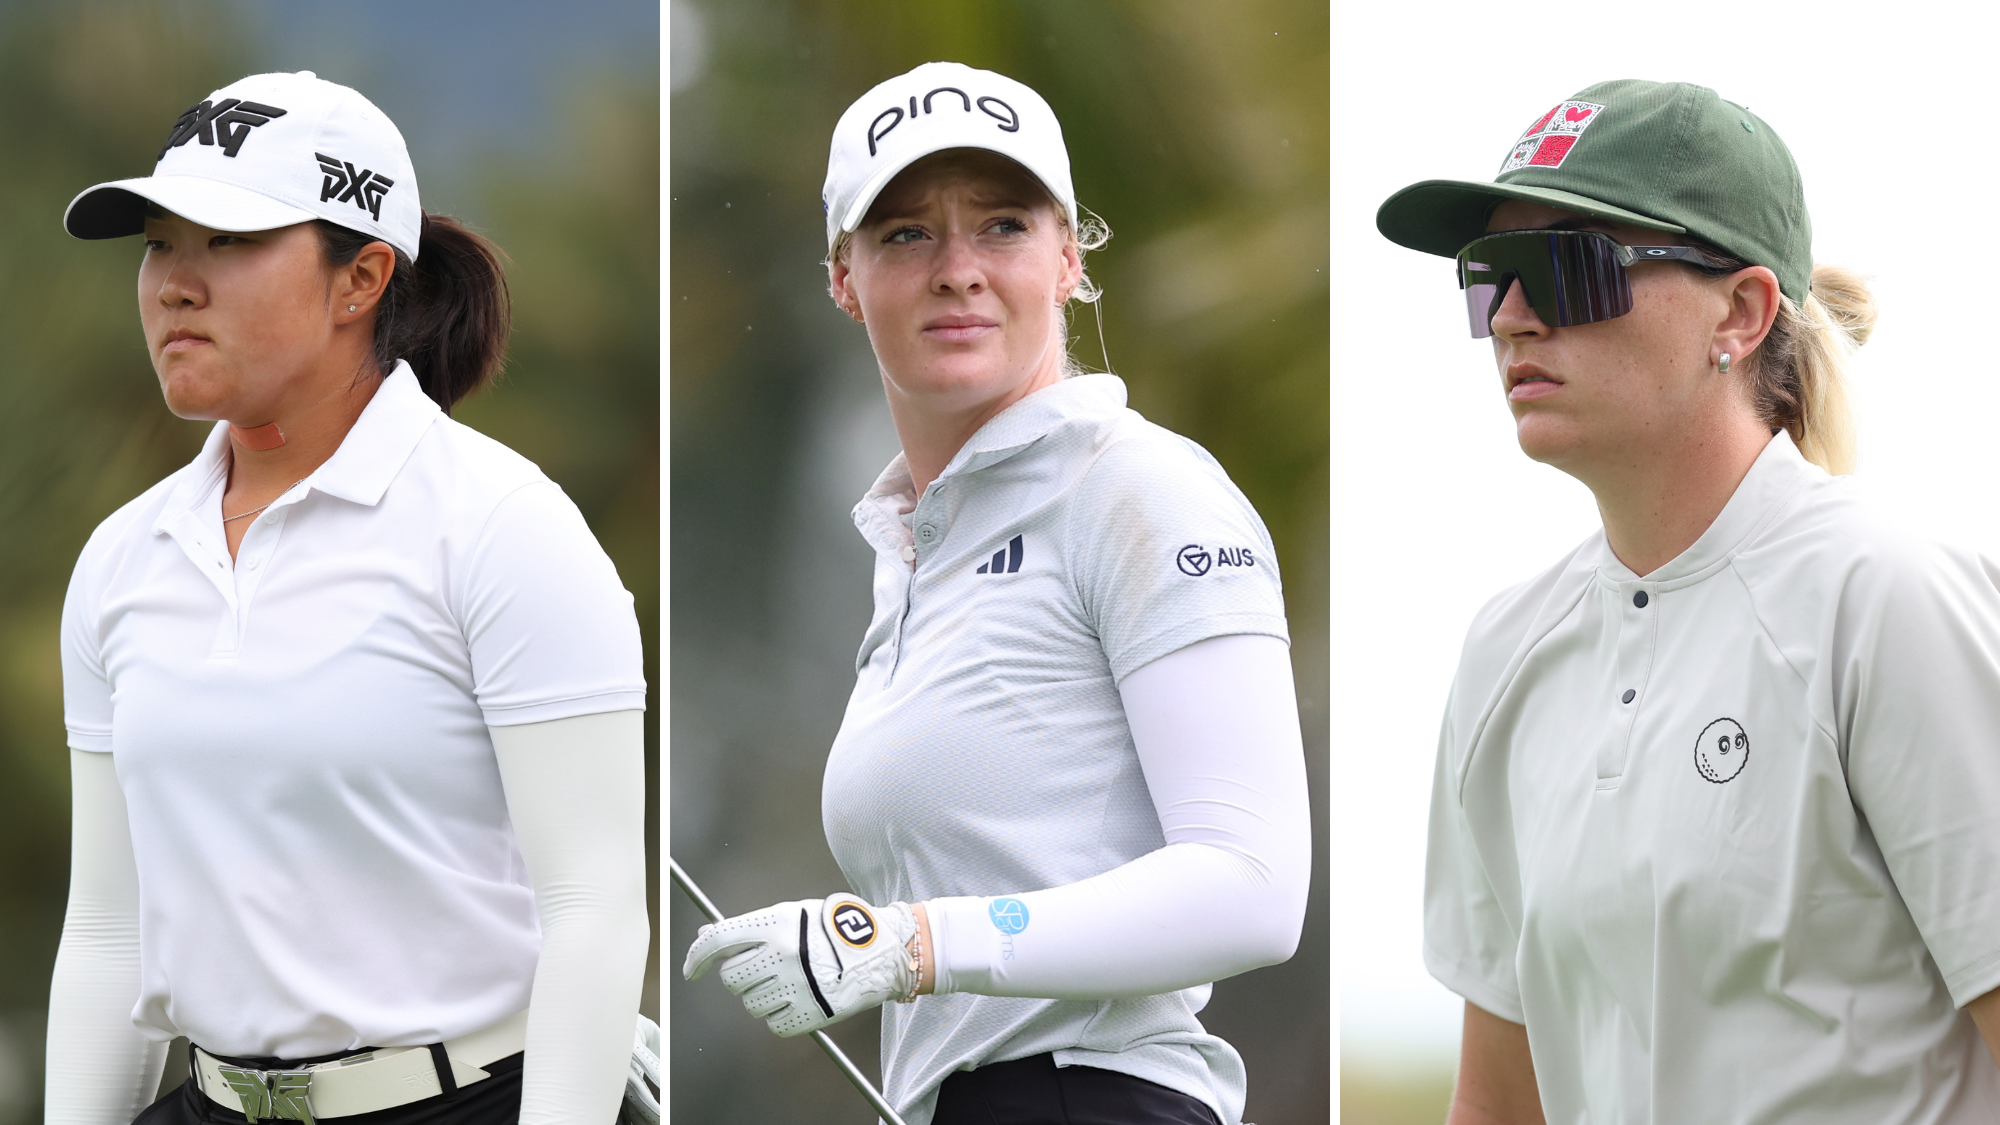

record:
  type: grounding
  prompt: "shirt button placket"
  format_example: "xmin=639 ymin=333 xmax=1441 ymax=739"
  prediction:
xmin=1601 ymin=581 xmax=1657 ymax=782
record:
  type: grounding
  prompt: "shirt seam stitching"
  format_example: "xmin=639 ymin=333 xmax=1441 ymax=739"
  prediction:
xmin=448 ymin=479 xmax=564 ymax=632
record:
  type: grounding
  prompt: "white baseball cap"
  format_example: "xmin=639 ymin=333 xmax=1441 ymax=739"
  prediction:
xmin=65 ymin=71 xmax=423 ymax=260
xmin=822 ymin=61 xmax=1075 ymax=250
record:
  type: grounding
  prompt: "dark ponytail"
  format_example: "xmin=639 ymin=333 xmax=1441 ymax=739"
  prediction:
xmin=314 ymin=213 xmax=511 ymax=413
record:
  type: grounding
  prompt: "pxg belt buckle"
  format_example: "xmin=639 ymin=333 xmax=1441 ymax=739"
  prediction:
xmin=216 ymin=1064 xmax=316 ymax=1125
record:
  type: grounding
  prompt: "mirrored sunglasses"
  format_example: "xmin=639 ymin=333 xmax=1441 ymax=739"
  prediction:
xmin=1457 ymin=229 xmax=1718 ymax=339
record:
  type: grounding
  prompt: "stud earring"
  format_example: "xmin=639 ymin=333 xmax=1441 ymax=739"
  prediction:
xmin=348 ymin=305 xmax=357 ymax=312
xmin=1718 ymin=352 xmax=1732 ymax=374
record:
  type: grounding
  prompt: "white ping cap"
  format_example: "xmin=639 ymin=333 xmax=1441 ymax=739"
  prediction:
xmin=65 ymin=71 xmax=423 ymax=260
xmin=823 ymin=61 xmax=1075 ymax=250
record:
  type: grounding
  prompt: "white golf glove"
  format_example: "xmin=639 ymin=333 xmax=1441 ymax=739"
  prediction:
xmin=682 ymin=893 xmax=919 ymax=1037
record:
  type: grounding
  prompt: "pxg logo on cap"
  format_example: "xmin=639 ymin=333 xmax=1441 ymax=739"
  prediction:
xmin=822 ymin=61 xmax=1076 ymax=250
xmin=159 ymin=97 xmax=289 ymax=160
xmin=315 ymin=153 xmax=396 ymax=223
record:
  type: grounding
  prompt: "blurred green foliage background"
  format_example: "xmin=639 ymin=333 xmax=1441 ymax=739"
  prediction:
xmin=669 ymin=1 xmax=1328 ymax=1121
xmin=0 ymin=3 xmax=657 ymax=1119
xmin=1343 ymin=1069 xmax=1457 ymax=1125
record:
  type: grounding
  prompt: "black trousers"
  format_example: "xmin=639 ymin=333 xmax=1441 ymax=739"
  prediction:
xmin=932 ymin=1053 xmax=1222 ymax=1125
xmin=133 ymin=1050 xmax=523 ymax=1125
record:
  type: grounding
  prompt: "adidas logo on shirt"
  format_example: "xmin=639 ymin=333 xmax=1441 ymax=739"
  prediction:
xmin=976 ymin=535 xmax=1024 ymax=575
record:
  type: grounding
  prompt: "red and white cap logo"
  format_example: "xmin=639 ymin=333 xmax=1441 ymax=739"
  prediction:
xmin=1500 ymin=100 xmax=1604 ymax=173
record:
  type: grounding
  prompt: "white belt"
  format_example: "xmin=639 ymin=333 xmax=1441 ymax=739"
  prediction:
xmin=194 ymin=1009 xmax=528 ymax=1123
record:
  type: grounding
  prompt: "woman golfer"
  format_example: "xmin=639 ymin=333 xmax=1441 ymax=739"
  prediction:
xmin=48 ymin=72 xmax=648 ymax=1124
xmin=681 ymin=62 xmax=1311 ymax=1125
xmin=1378 ymin=80 xmax=2000 ymax=1122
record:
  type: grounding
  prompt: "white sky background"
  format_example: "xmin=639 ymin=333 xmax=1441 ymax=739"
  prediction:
xmin=1332 ymin=1 xmax=2000 ymax=1068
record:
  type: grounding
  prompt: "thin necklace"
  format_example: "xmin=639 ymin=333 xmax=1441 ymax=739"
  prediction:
xmin=223 ymin=477 xmax=307 ymax=524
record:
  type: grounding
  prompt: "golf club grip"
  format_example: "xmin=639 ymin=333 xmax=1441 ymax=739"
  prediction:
xmin=668 ymin=856 xmax=912 ymax=1125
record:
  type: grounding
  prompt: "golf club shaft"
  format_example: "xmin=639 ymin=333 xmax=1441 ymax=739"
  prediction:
xmin=669 ymin=857 xmax=911 ymax=1125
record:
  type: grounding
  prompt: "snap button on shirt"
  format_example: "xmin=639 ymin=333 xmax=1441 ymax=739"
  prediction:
xmin=59 ymin=363 xmax=646 ymax=1058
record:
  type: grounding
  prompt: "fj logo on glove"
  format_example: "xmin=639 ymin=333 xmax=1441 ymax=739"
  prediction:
xmin=832 ymin=902 xmax=877 ymax=947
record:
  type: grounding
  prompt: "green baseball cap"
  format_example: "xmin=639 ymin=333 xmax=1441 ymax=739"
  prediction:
xmin=1377 ymin=79 xmax=1811 ymax=303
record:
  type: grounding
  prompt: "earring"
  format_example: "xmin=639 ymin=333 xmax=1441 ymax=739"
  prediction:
xmin=348 ymin=305 xmax=357 ymax=312
xmin=1718 ymin=352 xmax=1732 ymax=374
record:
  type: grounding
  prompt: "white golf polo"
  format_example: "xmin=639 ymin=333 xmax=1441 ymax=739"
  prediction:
xmin=1428 ymin=432 xmax=2000 ymax=1122
xmin=61 ymin=363 xmax=646 ymax=1057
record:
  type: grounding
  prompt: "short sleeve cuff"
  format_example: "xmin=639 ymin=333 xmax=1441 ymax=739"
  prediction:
xmin=480 ymin=690 xmax=648 ymax=728
xmin=66 ymin=727 xmax=113 ymax=753
xmin=1109 ymin=612 xmax=1291 ymax=684
xmin=1424 ymin=941 xmax=1525 ymax=1025
xmin=1944 ymin=946 xmax=2000 ymax=1009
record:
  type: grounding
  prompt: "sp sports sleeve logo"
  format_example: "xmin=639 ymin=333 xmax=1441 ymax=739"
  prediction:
xmin=987 ymin=898 xmax=1029 ymax=934
xmin=830 ymin=902 xmax=877 ymax=948
xmin=1177 ymin=543 xmax=1257 ymax=577
xmin=315 ymin=154 xmax=396 ymax=222
xmin=160 ymin=98 xmax=288 ymax=160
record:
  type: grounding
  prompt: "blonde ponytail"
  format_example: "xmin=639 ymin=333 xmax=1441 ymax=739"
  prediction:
xmin=1751 ymin=264 xmax=1874 ymax=475
xmin=1689 ymin=242 xmax=1875 ymax=475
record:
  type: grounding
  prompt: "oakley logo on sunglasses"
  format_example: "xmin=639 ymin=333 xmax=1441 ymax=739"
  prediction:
xmin=1501 ymin=100 xmax=1605 ymax=173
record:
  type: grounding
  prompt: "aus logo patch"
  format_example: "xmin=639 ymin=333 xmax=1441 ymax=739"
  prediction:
xmin=1176 ymin=543 xmax=1256 ymax=577
xmin=1695 ymin=717 xmax=1749 ymax=783
xmin=831 ymin=902 xmax=877 ymax=947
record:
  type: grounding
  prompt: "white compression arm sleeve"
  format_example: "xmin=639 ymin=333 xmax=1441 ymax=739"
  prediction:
xmin=491 ymin=710 xmax=651 ymax=1125
xmin=45 ymin=749 xmax=168 ymax=1125
xmin=928 ymin=633 xmax=1311 ymax=998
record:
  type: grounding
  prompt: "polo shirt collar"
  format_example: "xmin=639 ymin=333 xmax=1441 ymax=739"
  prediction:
xmin=153 ymin=420 xmax=235 ymax=536
xmin=308 ymin=362 xmax=441 ymax=506
xmin=937 ymin=373 xmax=1126 ymax=482
xmin=1599 ymin=430 xmax=1813 ymax=586
xmin=150 ymin=361 xmax=439 ymax=536
xmin=851 ymin=374 xmax=1128 ymax=555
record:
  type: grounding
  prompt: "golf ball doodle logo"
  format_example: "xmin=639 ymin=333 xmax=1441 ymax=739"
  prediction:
xmin=831 ymin=902 xmax=877 ymax=947
xmin=1695 ymin=718 xmax=1750 ymax=784
xmin=988 ymin=897 xmax=1030 ymax=934
xmin=1176 ymin=544 xmax=1213 ymax=576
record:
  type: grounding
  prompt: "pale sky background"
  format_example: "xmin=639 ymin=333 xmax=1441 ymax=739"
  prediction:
xmin=1332 ymin=0 xmax=2000 ymax=1070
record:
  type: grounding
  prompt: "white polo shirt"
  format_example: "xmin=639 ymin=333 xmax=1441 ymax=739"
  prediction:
xmin=60 ymin=363 xmax=646 ymax=1058
xmin=1427 ymin=432 xmax=2000 ymax=1123
xmin=821 ymin=374 xmax=1289 ymax=1125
